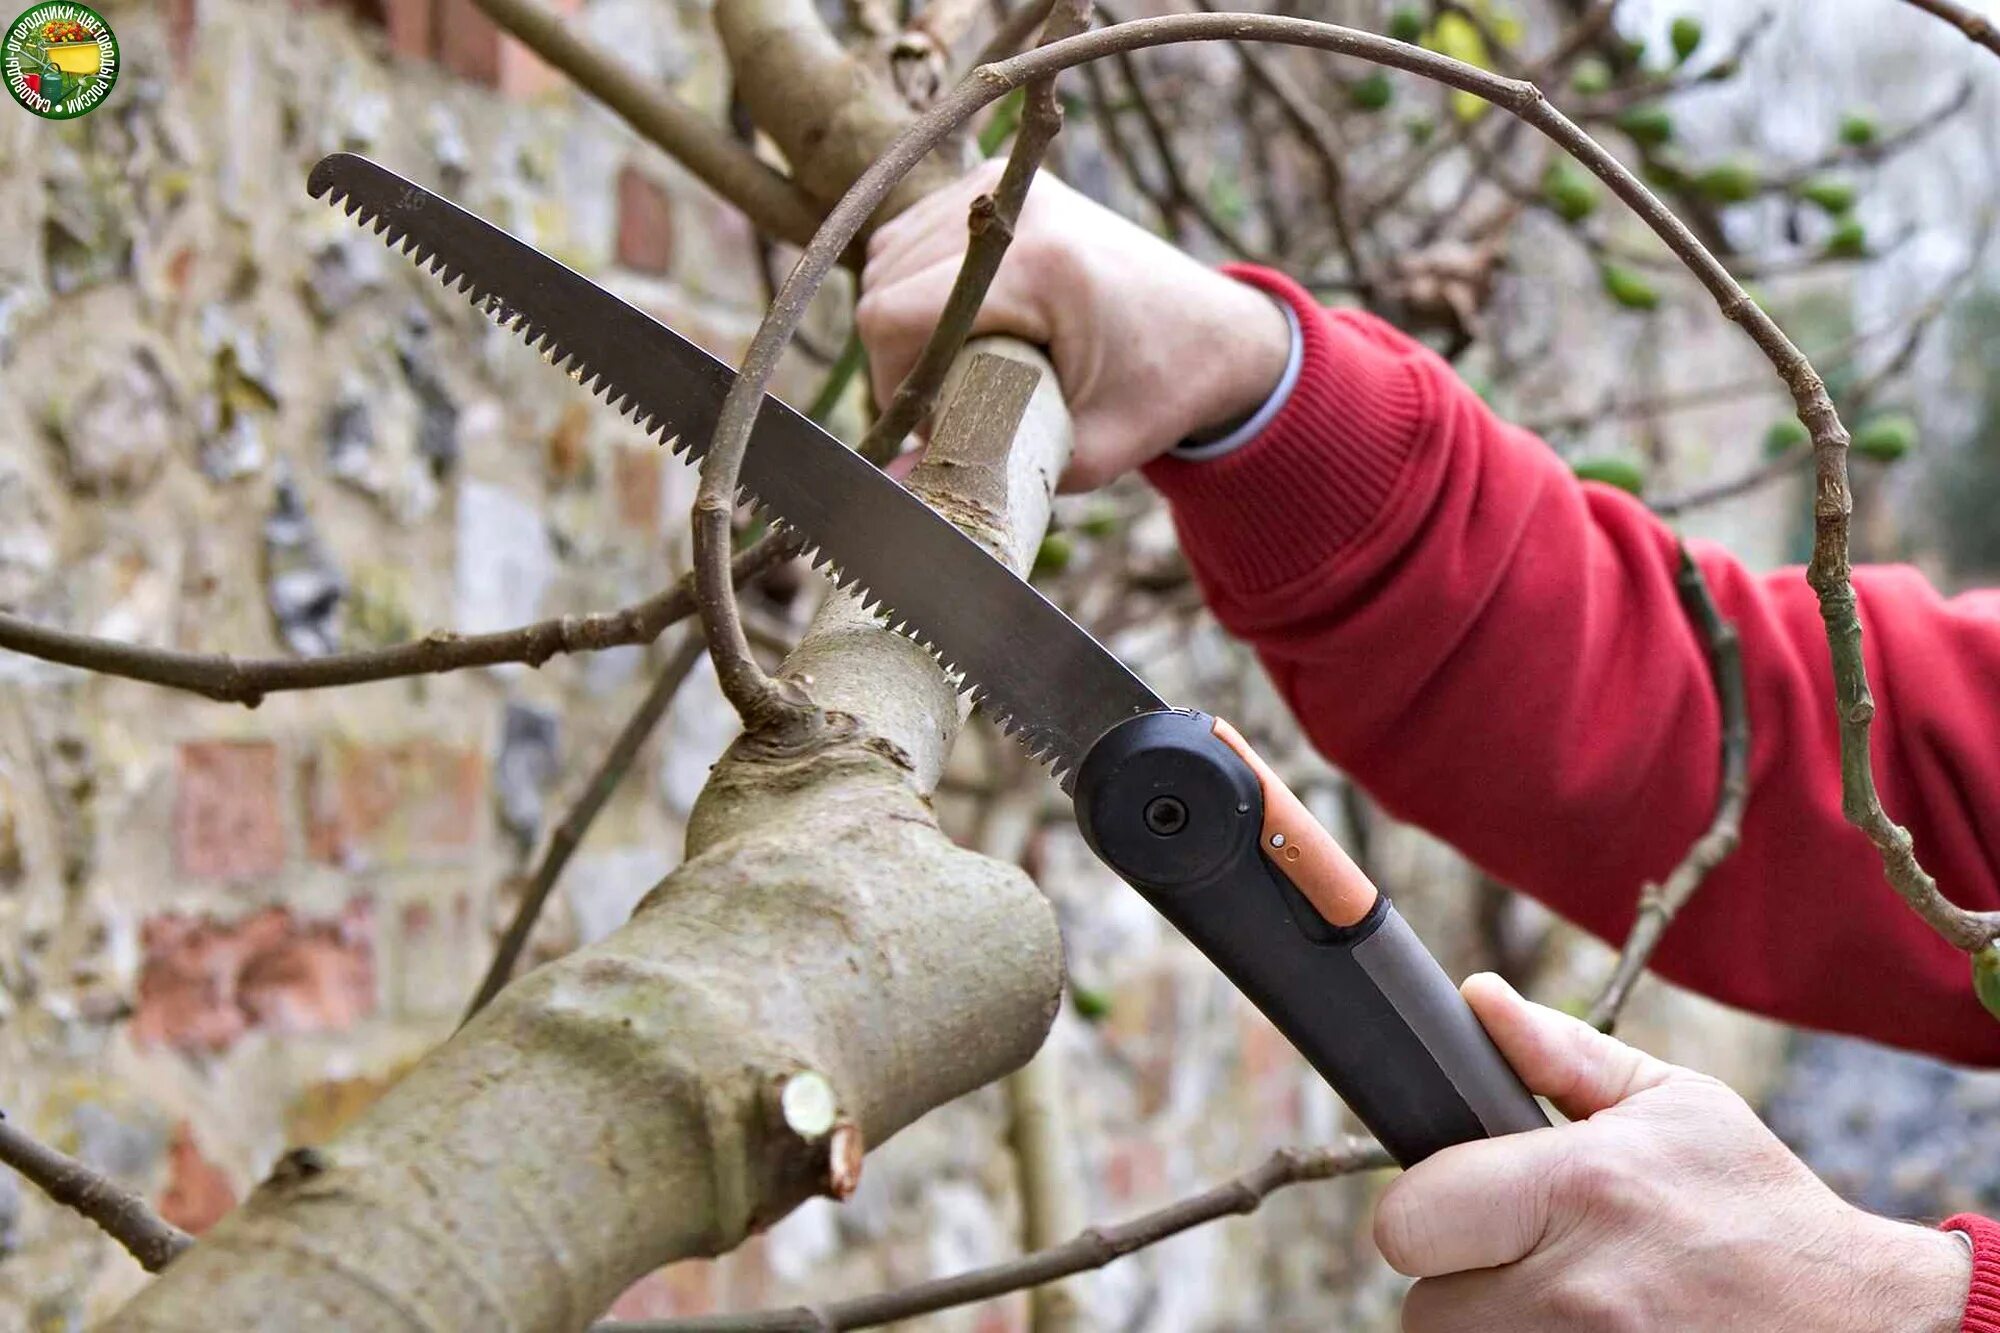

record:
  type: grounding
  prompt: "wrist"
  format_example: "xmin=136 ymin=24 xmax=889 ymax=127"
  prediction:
xmin=1177 ymin=272 xmax=1293 ymax=443
xmin=1848 ymin=1216 xmax=1970 ymax=1333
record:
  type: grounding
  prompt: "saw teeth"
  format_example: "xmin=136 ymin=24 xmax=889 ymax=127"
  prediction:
xmin=314 ymin=159 xmax=1081 ymax=784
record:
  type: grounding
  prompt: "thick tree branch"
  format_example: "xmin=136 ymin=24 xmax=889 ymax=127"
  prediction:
xmin=107 ymin=341 xmax=1076 ymax=1333
xmin=0 ymin=1115 xmax=193 ymax=1274
xmin=462 ymin=631 xmax=710 ymax=1023
xmin=1588 ymin=551 xmax=1750 ymax=1032
xmin=468 ymin=0 xmax=826 ymax=249
xmin=0 ymin=538 xmax=787 ymax=705
xmin=609 ymin=1139 xmax=1393 ymax=1332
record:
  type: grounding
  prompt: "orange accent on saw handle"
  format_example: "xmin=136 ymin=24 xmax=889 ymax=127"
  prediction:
xmin=1209 ymin=717 xmax=1379 ymax=928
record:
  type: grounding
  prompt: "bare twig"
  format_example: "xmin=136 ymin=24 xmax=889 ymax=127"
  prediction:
xmin=467 ymin=0 xmax=825 ymax=250
xmin=0 ymin=537 xmax=788 ymax=706
xmin=1106 ymin=45 xmax=1257 ymax=259
xmin=461 ymin=632 xmax=710 ymax=1023
xmin=1189 ymin=0 xmax=1370 ymax=296
xmin=1899 ymin=0 xmax=2000 ymax=59
xmin=0 ymin=1114 xmax=193 ymax=1273
xmin=603 ymin=1139 xmax=1393 ymax=1332
xmin=1588 ymin=551 xmax=1750 ymax=1031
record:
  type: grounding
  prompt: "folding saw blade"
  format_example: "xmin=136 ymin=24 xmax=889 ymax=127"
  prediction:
xmin=307 ymin=152 xmax=1164 ymax=787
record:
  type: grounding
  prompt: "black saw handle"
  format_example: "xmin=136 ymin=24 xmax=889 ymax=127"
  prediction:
xmin=1072 ymin=709 xmax=1548 ymax=1166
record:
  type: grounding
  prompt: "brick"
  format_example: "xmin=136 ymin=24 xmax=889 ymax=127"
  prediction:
xmin=301 ymin=739 xmax=484 ymax=868
xmin=380 ymin=0 xmax=436 ymax=60
xmin=433 ymin=0 xmax=500 ymax=85
xmin=167 ymin=0 xmax=200 ymax=72
xmin=156 ymin=1121 xmax=235 ymax=1235
xmin=1100 ymin=1136 xmax=1167 ymax=1207
xmin=133 ymin=902 xmax=376 ymax=1054
xmin=612 ymin=445 xmax=665 ymax=534
xmin=607 ymin=1261 xmax=718 ymax=1320
xmin=616 ymin=166 xmax=675 ymax=275
xmin=174 ymin=741 xmax=286 ymax=882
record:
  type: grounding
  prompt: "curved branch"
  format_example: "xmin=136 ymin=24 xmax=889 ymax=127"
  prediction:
xmin=0 ymin=1115 xmax=192 ymax=1273
xmin=606 ymin=1139 xmax=1393 ymax=1332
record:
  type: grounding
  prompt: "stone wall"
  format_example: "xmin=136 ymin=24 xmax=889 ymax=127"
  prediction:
xmin=0 ymin=2 xmax=1836 ymax=1330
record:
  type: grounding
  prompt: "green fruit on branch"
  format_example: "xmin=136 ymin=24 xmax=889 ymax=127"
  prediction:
xmin=1694 ymin=158 xmax=1761 ymax=204
xmin=1543 ymin=159 xmax=1600 ymax=222
xmin=1031 ymin=532 xmax=1074 ymax=579
xmin=1350 ymin=71 xmax=1394 ymax=110
xmin=1600 ymin=263 xmax=1661 ymax=311
xmin=1797 ymin=175 xmax=1857 ymax=215
xmin=1570 ymin=55 xmax=1613 ymax=95
xmin=1763 ymin=417 xmax=1811 ymax=458
xmin=1670 ymin=14 xmax=1703 ymax=62
xmin=1388 ymin=4 xmax=1425 ymax=43
xmin=1071 ymin=985 xmax=1113 ymax=1021
xmin=1570 ymin=455 xmax=1648 ymax=494
xmin=1616 ymin=103 xmax=1674 ymax=147
xmin=1839 ymin=110 xmax=1879 ymax=147
xmin=1824 ymin=217 xmax=1868 ymax=259
xmin=1852 ymin=412 xmax=1917 ymax=462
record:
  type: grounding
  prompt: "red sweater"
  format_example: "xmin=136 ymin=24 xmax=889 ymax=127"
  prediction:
xmin=1145 ymin=268 xmax=2000 ymax=1328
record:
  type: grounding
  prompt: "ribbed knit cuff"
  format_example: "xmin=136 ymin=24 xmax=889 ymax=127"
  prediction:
xmin=1141 ymin=264 xmax=1427 ymax=596
xmin=1945 ymin=1215 xmax=2000 ymax=1332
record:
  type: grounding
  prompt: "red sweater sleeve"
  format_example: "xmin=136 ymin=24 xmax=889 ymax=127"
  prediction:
xmin=1145 ymin=266 xmax=2000 ymax=1068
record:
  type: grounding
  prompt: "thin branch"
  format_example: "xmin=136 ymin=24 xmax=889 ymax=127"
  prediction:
xmin=461 ymin=631 xmax=710 ymax=1023
xmin=1189 ymin=0 xmax=1370 ymax=297
xmin=467 ymin=0 xmax=826 ymax=250
xmin=0 ymin=537 xmax=788 ymax=706
xmin=603 ymin=1139 xmax=1393 ymax=1332
xmin=1898 ymin=0 xmax=2000 ymax=60
xmin=1648 ymin=446 xmax=1810 ymax=518
xmin=0 ymin=1114 xmax=193 ymax=1273
xmin=1105 ymin=45 xmax=1257 ymax=260
xmin=1588 ymin=550 xmax=1749 ymax=1031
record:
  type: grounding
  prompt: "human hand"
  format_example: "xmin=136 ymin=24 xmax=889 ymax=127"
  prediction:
xmin=1374 ymin=974 xmax=1972 ymax=1332
xmin=857 ymin=159 xmax=1291 ymax=491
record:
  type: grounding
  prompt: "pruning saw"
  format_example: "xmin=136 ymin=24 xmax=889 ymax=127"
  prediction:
xmin=307 ymin=152 xmax=1549 ymax=1166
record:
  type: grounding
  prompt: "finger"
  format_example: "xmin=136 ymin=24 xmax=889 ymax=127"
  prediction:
xmin=865 ymin=160 xmax=1004 ymax=273
xmin=1462 ymin=972 xmax=1676 ymax=1121
xmin=1373 ymin=1126 xmax=1571 ymax=1277
xmin=1401 ymin=1268 xmax=1551 ymax=1333
xmin=856 ymin=259 xmax=1050 ymax=408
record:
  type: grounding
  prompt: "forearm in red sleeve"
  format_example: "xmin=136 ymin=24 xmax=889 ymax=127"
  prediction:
xmin=1144 ymin=265 xmax=2000 ymax=1066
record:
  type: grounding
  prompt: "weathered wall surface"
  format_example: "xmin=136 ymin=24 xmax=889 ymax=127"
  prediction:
xmin=0 ymin=2 xmax=1927 ymax=1331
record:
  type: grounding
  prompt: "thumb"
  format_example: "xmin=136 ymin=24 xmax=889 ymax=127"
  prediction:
xmin=1462 ymin=972 xmax=1677 ymax=1122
